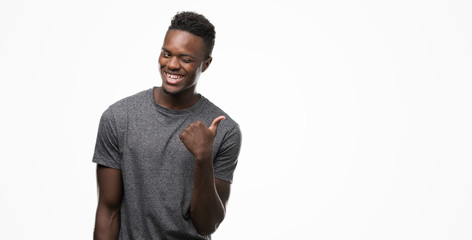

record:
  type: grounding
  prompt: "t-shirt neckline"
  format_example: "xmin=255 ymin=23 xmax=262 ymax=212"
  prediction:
xmin=150 ymin=87 xmax=206 ymax=115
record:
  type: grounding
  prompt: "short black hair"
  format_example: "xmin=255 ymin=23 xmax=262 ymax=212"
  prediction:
xmin=168 ymin=11 xmax=215 ymax=58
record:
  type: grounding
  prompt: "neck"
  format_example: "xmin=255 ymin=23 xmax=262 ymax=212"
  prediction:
xmin=153 ymin=87 xmax=200 ymax=110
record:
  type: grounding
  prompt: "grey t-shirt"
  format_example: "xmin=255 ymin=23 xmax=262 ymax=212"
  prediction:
xmin=93 ymin=88 xmax=241 ymax=239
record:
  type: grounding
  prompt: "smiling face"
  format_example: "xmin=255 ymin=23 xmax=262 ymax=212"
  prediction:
xmin=159 ymin=30 xmax=212 ymax=96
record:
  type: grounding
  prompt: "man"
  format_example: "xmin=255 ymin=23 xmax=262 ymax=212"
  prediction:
xmin=92 ymin=11 xmax=242 ymax=239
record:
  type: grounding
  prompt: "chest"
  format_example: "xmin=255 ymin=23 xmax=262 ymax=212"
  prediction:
xmin=121 ymin=114 xmax=196 ymax=177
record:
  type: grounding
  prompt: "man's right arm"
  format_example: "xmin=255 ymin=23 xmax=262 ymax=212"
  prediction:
xmin=94 ymin=164 xmax=123 ymax=240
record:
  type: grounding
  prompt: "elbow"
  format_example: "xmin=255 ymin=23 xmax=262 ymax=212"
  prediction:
xmin=195 ymin=224 xmax=218 ymax=236
xmin=192 ymin=212 xmax=225 ymax=236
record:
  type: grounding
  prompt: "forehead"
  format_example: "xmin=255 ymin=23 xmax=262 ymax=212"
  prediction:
xmin=162 ymin=30 xmax=206 ymax=57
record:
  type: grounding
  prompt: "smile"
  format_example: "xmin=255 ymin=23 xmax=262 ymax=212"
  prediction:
xmin=165 ymin=72 xmax=184 ymax=84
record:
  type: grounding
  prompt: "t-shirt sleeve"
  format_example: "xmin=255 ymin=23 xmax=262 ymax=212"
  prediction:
xmin=92 ymin=107 xmax=122 ymax=169
xmin=213 ymin=124 xmax=242 ymax=183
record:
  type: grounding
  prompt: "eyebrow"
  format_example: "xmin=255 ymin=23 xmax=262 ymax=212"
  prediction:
xmin=161 ymin=47 xmax=198 ymax=59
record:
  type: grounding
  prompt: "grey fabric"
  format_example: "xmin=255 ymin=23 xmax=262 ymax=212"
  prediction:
xmin=93 ymin=88 xmax=241 ymax=239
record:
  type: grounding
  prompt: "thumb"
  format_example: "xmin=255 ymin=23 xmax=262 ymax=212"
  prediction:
xmin=209 ymin=116 xmax=226 ymax=135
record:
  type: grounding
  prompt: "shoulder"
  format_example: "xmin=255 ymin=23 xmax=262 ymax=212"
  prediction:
xmin=200 ymin=96 xmax=240 ymax=131
xmin=101 ymin=88 xmax=153 ymax=126
xmin=199 ymin=97 xmax=241 ymax=145
xmin=108 ymin=88 xmax=152 ymax=112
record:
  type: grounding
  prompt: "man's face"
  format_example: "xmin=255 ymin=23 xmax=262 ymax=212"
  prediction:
xmin=159 ymin=30 xmax=211 ymax=95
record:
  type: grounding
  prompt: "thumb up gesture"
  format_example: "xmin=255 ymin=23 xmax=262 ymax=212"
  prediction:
xmin=179 ymin=116 xmax=226 ymax=162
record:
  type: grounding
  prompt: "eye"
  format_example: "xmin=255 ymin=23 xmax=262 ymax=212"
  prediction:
xmin=180 ymin=57 xmax=193 ymax=63
xmin=161 ymin=51 xmax=170 ymax=58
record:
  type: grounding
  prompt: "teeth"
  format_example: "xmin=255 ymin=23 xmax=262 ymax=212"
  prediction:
xmin=167 ymin=73 xmax=183 ymax=79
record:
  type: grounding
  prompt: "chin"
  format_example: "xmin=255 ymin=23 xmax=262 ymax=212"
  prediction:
xmin=161 ymin=80 xmax=197 ymax=96
xmin=162 ymin=86 xmax=180 ymax=95
xmin=162 ymin=83 xmax=190 ymax=96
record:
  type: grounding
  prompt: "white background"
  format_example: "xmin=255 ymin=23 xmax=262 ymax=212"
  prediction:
xmin=1 ymin=0 xmax=471 ymax=239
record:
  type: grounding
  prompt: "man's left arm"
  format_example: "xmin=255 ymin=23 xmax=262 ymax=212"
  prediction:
xmin=179 ymin=116 xmax=234 ymax=235
xmin=191 ymin=159 xmax=230 ymax=235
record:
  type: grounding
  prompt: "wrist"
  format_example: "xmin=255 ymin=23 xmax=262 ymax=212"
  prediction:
xmin=194 ymin=153 xmax=212 ymax=163
xmin=193 ymin=147 xmax=213 ymax=162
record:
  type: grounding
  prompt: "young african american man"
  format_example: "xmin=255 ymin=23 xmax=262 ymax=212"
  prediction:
xmin=92 ymin=12 xmax=242 ymax=240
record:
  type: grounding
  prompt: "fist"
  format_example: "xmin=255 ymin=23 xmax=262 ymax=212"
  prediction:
xmin=179 ymin=116 xmax=226 ymax=161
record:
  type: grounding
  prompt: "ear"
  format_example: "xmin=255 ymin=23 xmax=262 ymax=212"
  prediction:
xmin=202 ymin=57 xmax=212 ymax=72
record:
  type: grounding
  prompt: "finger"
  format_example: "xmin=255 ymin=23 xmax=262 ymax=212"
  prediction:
xmin=209 ymin=116 xmax=226 ymax=134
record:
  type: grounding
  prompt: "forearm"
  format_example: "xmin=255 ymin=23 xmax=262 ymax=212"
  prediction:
xmin=190 ymin=158 xmax=225 ymax=236
xmin=94 ymin=205 xmax=121 ymax=240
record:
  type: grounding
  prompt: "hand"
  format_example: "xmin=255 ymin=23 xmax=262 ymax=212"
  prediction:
xmin=179 ymin=116 xmax=226 ymax=161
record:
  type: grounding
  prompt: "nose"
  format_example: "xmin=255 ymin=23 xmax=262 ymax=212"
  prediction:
xmin=167 ymin=56 xmax=180 ymax=71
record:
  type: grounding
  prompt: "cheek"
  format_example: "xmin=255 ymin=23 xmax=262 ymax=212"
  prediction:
xmin=182 ymin=65 xmax=194 ymax=74
xmin=158 ymin=57 xmax=166 ymax=68
xmin=190 ymin=64 xmax=203 ymax=73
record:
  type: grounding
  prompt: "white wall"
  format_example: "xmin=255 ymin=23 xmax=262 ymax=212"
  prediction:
xmin=1 ymin=0 xmax=471 ymax=239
